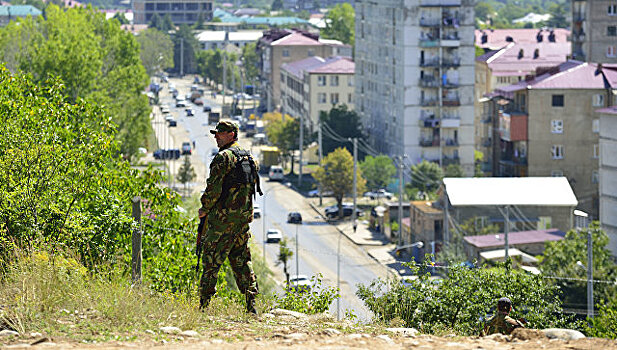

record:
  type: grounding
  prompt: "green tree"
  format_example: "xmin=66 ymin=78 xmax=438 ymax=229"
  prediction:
xmin=444 ymin=164 xmax=464 ymax=177
xmin=271 ymin=0 xmax=283 ymax=11
xmin=475 ymin=2 xmax=495 ymax=22
xmin=313 ymin=148 xmax=366 ymax=219
xmin=112 ymin=12 xmax=129 ymax=25
xmin=438 ymin=217 xmax=499 ymax=263
xmin=265 ymin=117 xmax=313 ymax=174
xmin=177 ymin=155 xmax=196 ymax=197
xmin=241 ymin=42 xmax=259 ymax=82
xmin=319 ymin=105 xmax=364 ymax=157
xmin=359 ymin=155 xmax=396 ymax=191
xmin=173 ymin=24 xmax=199 ymax=75
xmin=136 ymin=28 xmax=174 ymax=76
xmin=410 ymin=160 xmax=443 ymax=193
xmin=322 ymin=3 xmax=354 ymax=45
xmin=587 ymin=294 xmax=617 ymax=339
xmin=543 ymin=3 xmax=568 ymax=28
xmin=474 ymin=150 xmax=485 ymax=177
xmin=540 ymin=223 xmax=617 ymax=313
xmin=277 ymin=238 xmax=294 ymax=288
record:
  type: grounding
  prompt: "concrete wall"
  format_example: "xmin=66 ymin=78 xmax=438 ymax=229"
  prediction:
xmin=599 ymin=113 xmax=617 ymax=255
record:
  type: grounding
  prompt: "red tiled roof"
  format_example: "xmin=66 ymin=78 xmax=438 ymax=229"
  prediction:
xmin=308 ymin=56 xmax=354 ymax=74
xmin=463 ymin=228 xmax=565 ymax=248
xmin=477 ymin=42 xmax=570 ymax=77
xmin=475 ymin=28 xmax=570 ymax=50
xmin=271 ymin=32 xmax=323 ymax=46
xmin=530 ymin=62 xmax=615 ymax=89
xmin=281 ymin=56 xmax=326 ymax=79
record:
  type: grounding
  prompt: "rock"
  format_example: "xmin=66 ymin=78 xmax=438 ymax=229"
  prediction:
xmin=511 ymin=328 xmax=547 ymax=341
xmin=484 ymin=333 xmax=509 ymax=342
xmin=322 ymin=328 xmax=341 ymax=336
xmin=260 ymin=313 xmax=275 ymax=319
xmin=29 ymin=332 xmax=43 ymax=338
xmin=211 ymin=339 xmax=224 ymax=344
xmin=270 ymin=309 xmax=307 ymax=319
xmin=386 ymin=327 xmax=419 ymax=337
xmin=541 ymin=328 xmax=586 ymax=341
xmin=309 ymin=312 xmax=335 ymax=323
xmin=145 ymin=330 xmax=155 ymax=335
xmin=180 ymin=330 xmax=199 ymax=337
xmin=159 ymin=326 xmax=182 ymax=335
xmin=0 ymin=330 xmax=19 ymax=337
xmin=284 ymin=333 xmax=307 ymax=340
xmin=347 ymin=333 xmax=370 ymax=339
xmin=376 ymin=335 xmax=394 ymax=344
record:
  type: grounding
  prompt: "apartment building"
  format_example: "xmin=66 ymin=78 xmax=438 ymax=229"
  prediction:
xmin=196 ymin=30 xmax=263 ymax=50
xmin=487 ymin=61 xmax=617 ymax=217
xmin=133 ymin=0 xmax=213 ymax=25
xmin=571 ymin=0 xmax=617 ymax=63
xmin=475 ymin=41 xmax=570 ymax=174
xmin=280 ymin=56 xmax=354 ymax=130
xmin=355 ymin=0 xmax=475 ymax=174
xmin=474 ymin=28 xmax=570 ymax=51
xmin=256 ymin=29 xmax=351 ymax=112
xmin=598 ymin=106 xmax=617 ymax=255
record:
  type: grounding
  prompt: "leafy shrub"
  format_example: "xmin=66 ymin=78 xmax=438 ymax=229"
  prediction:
xmin=275 ymin=273 xmax=339 ymax=314
xmin=357 ymin=259 xmax=574 ymax=335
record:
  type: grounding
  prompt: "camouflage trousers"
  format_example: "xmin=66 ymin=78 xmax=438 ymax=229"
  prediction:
xmin=199 ymin=224 xmax=259 ymax=310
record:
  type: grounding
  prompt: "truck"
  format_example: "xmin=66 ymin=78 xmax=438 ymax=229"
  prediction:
xmin=208 ymin=112 xmax=221 ymax=125
xmin=258 ymin=146 xmax=281 ymax=173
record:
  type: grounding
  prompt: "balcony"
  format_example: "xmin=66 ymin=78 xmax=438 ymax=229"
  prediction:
xmin=482 ymin=138 xmax=492 ymax=147
xmin=420 ymin=58 xmax=440 ymax=67
xmin=443 ymin=155 xmax=460 ymax=166
xmin=420 ymin=138 xmax=440 ymax=147
xmin=420 ymin=0 xmax=461 ymax=6
xmin=442 ymin=97 xmax=460 ymax=106
xmin=421 ymin=98 xmax=438 ymax=106
xmin=571 ymin=30 xmax=585 ymax=42
xmin=442 ymin=57 xmax=461 ymax=67
xmin=441 ymin=34 xmax=460 ymax=47
xmin=444 ymin=138 xmax=458 ymax=147
xmin=440 ymin=117 xmax=460 ymax=128
xmin=442 ymin=16 xmax=461 ymax=27
xmin=443 ymin=80 xmax=459 ymax=88
xmin=419 ymin=39 xmax=439 ymax=47
xmin=481 ymin=115 xmax=492 ymax=123
xmin=420 ymin=117 xmax=440 ymax=128
xmin=420 ymin=18 xmax=441 ymax=27
xmin=573 ymin=12 xmax=585 ymax=23
xmin=420 ymin=77 xmax=439 ymax=88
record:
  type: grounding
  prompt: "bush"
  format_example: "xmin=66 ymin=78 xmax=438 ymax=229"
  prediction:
xmin=275 ymin=273 xmax=339 ymax=314
xmin=357 ymin=259 xmax=575 ymax=335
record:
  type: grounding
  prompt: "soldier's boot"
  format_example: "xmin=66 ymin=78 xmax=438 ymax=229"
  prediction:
xmin=245 ymin=294 xmax=257 ymax=314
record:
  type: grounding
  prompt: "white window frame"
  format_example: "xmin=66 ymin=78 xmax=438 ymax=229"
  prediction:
xmin=593 ymin=144 xmax=599 ymax=158
xmin=317 ymin=93 xmax=327 ymax=104
xmin=551 ymin=119 xmax=564 ymax=133
xmin=593 ymin=94 xmax=605 ymax=107
xmin=610 ymin=4 xmax=617 ymax=15
xmin=317 ymin=75 xmax=326 ymax=86
xmin=593 ymin=119 xmax=600 ymax=133
xmin=608 ymin=46 xmax=616 ymax=57
xmin=551 ymin=170 xmax=564 ymax=177
xmin=330 ymin=75 xmax=339 ymax=87
xmin=551 ymin=145 xmax=564 ymax=159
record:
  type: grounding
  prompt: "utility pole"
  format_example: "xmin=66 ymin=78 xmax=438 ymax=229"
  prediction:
xmin=352 ymin=138 xmax=357 ymax=233
xmin=318 ymin=120 xmax=323 ymax=206
xmin=298 ymin=112 xmax=304 ymax=187
xmin=180 ymin=38 xmax=184 ymax=77
xmin=587 ymin=229 xmax=594 ymax=318
xmin=504 ymin=205 xmax=510 ymax=260
xmin=222 ymin=30 xmax=228 ymax=117
xmin=397 ymin=156 xmax=404 ymax=247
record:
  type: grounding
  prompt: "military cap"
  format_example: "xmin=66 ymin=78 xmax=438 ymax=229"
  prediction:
xmin=210 ymin=120 xmax=239 ymax=135
xmin=497 ymin=297 xmax=512 ymax=311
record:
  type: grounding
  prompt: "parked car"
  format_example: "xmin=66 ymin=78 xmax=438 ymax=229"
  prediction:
xmin=364 ymin=189 xmax=393 ymax=200
xmin=289 ymin=274 xmax=311 ymax=292
xmin=325 ymin=204 xmax=363 ymax=219
xmin=185 ymin=108 xmax=195 ymax=117
xmin=307 ymin=189 xmax=334 ymax=197
xmin=287 ymin=212 xmax=302 ymax=224
xmin=181 ymin=142 xmax=192 ymax=155
xmin=164 ymin=114 xmax=174 ymax=122
xmin=153 ymin=149 xmax=181 ymax=160
xmin=168 ymin=119 xmax=177 ymax=127
xmin=266 ymin=229 xmax=283 ymax=243
xmin=203 ymin=105 xmax=212 ymax=113
xmin=193 ymin=98 xmax=204 ymax=106
xmin=176 ymin=99 xmax=187 ymax=108
xmin=160 ymin=105 xmax=170 ymax=114
xmin=268 ymin=165 xmax=284 ymax=181
xmin=253 ymin=204 xmax=261 ymax=218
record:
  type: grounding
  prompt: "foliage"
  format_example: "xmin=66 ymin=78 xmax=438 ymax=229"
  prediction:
xmin=10 ymin=0 xmax=46 ymax=10
xmin=409 ymin=160 xmax=443 ymax=193
xmin=586 ymin=295 xmax=617 ymax=339
xmin=135 ymin=28 xmax=175 ymax=76
xmin=313 ymin=148 xmax=366 ymax=219
xmin=474 ymin=150 xmax=485 ymax=177
xmin=275 ymin=273 xmax=339 ymax=314
xmin=476 ymin=0 xmax=570 ymax=29
xmin=149 ymin=13 xmax=175 ymax=32
xmin=542 ymin=2 xmax=568 ymax=28
xmin=357 ymin=259 xmax=574 ymax=335
xmin=438 ymin=218 xmax=500 ymax=263
xmin=475 ymin=2 xmax=495 ymax=22
xmin=277 ymin=238 xmax=293 ymax=287
xmin=359 ymin=155 xmax=396 ymax=191
xmin=322 ymin=3 xmax=355 ymax=45
xmin=265 ymin=116 xmax=313 ymax=173
xmin=319 ymin=105 xmax=364 ymax=157
xmin=0 ymin=5 xmax=151 ymax=158
xmin=112 ymin=12 xmax=129 ymax=25
xmin=540 ymin=223 xmax=617 ymax=312
xmin=173 ymin=24 xmax=199 ymax=74
xmin=177 ymin=155 xmax=196 ymax=197
xmin=444 ymin=164 xmax=464 ymax=177
xmin=271 ymin=0 xmax=283 ymax=11
xmin=241 ymin=42 xmax=260 ymax=82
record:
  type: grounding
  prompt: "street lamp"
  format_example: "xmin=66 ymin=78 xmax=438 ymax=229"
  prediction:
xmin=574 ymin=210 xmax=593 ymax=319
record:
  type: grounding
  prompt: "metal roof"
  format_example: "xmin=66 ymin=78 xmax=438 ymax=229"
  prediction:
xmin=464 ymin=228 xmax=565 ymax=248
xmin=0 ymin=5 xmax=42 ymax=16
xmin=443 ymin=177 xmax=578 ymax=206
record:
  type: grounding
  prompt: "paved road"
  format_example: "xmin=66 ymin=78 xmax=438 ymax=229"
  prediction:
xmin=159 ymin=76 xmax=388 ymax=321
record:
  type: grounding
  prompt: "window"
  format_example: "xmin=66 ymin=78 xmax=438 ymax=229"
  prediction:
xmin=348 ymin=76 xmax=354 ymax=86
xmin=282 ymin=49 xmax=290 ymax=57
xmin=348 ymin=93 xmax=352 ymax=103
xmin=592 ymin=171 xmax=599 ymax=184
xmin=608 ymin=26 xmax=617 ymax=36
xmin=330 ymin=76 xmax=339 ymax=86
xmin=551 ymin=170 xmax=563 ymax=177
xmin=551 ymin=119 xmax=563 ymax=133
xmin=330 ymin=93 xmax=339 ymax=104
xmin=608 ymin=46 xmax=616 ymax=57
xmin=610 ymin=5 xmax=617 ymax=15
xmin=551 ymin=145 xmax=564 ymax=159
xmin=593 ymin=94 xmax=605 ymax=106
xmin=307 ymin=49 xmax=314 ymax=57
xmin=317 ymin=75 xmax=326 ymax=86
xmin=552 ymin=95 xmax=564 ymax=107
xmin=317 ymin=93 xmax=326 ymax=103
xmin=594 ymin=144 xmax=599 ymax=158
xmin=593 ymin=119 xmax=600 ymax=133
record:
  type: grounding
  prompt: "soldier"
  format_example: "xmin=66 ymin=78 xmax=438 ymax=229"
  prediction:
xmin=484 ymin=297 xmax=525 ymax=335
xmin=197 ymin=120 xmax=261 ymax=313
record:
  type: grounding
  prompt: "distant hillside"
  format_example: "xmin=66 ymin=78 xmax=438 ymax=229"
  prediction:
xmin=477 ymin=0 xmax=569 ymax=29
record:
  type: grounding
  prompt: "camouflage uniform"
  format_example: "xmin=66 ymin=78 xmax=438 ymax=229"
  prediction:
xmin=199 ymin=121 xmax=259 ymax=312
xmin=484 ymin=312 xmax=524 ymax=335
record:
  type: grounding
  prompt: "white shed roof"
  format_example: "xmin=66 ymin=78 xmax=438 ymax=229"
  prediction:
xmin=196 ymin=30 xmax=263 ymax=43
xmin=443 ymin=177 xmax=577 ymax=206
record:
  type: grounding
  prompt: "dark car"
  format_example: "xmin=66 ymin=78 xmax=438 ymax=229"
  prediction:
xmin=287 ymin=212 xmax=302 ymax=224
xmin=181 ymin=142 xmax=192 ymax=155
xmin=203 ymin=105 xmax=212 ymax=113
xmin=168 ymin=119 xmax=177 ymax=127
xmin=185 ymin=108 xmax=195 ymax=117
xmin=325 ymin=204 xmax=363 ymax=219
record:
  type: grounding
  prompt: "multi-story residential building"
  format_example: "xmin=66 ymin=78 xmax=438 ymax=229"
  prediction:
xmin=133 ymin=0 xmax=213 ymax=25
xmin=256 ymin=29 xmax=350 ymax=112
xmin=280 ymin=56 xmax=354 ymax=130
xmin=355 ymin=0 xmax=475 ymax=174
xmin=486 ymin=61 xmax=617 ymax=217
xmin=474 ymin=28 xmax=570 ymax=51
xmin=598 ymin=105 xmax=617 ymax=255
xmin=571 ymin=0 xmax=617 ymax=63
xmin=475 ymin=41 xmax=570 ymax=174
xmin=196 ymin=30 xmax=263 ymax=50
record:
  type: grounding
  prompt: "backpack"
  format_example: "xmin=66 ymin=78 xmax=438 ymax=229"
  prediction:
xmin=219 ymin=147 xmax=262 ymax=206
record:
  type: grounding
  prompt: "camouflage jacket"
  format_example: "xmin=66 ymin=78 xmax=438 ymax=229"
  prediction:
xmin=484 ymin=312 xmax=524 ymax=335
xmin=200 ymin=141 xmax=257 ymax=240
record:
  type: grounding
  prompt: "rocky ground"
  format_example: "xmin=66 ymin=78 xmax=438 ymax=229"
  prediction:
xmin=1 ymin=309 xmax=616 ymax=349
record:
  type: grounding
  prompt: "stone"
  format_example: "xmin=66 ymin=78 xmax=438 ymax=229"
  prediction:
xmin=386 ymin=327 xmax=419 ymax=337
xmin=309 ymin=312 xmax=335 ymax=323
xmin=211 ymin=339 xmax=224 ymax=344
xmin=0 ymin=330 xmax=19 ymax=337
xmin=159 ymin=326 xmax=182 ymax=335
xmin=29 ymin=332 xmax=42 ymax=338
xmin=484 ymin=333 xmax=509 ymax=342
xmin=347 ymin=334 xmax=363 ymax=339
xmin=541 ymin=328 xmax=586 ymax=341
xmin=260 ymin=313 xmax=275 ymax=319
xmin=284 ymin=333 xmax=307 ymax=340
xmin=270 ymin=309 xmax=307 ymax=319
xmin=180 ymin=330 xmax=200 ymax=337
xmin=376 ymin=335 xmax=394 ymax=344
xmin=322 ymin=328 xmax=341 ymax=336
xmin=145 ymin=330 xmax=155 ymax=335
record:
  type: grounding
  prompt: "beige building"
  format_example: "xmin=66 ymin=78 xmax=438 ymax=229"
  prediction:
xmin=132 ymin=0 xmax=213 ymax=25
xmin=571 ymin=0 xmax=617 ymax=63
xmin=280 ymin=56 xmax=354 ymax=130
xmin=598 ymin=106 xmax=617 ymax=256
xmin=488 ymin=61 xmax=617 ymax=217
xmin=256 ymin=29 xmax=350 ymax=111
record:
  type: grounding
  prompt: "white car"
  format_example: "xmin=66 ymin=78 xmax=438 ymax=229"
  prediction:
xmin=176 ymin=100 xmax=187 ymax=108
xmin=253 ymin=204 xmax=261 ymax=218
xmin=164 ymin=114 xmax=174 ymax=122
xmin=266 ymin=229 xmax=282 ymax=243
xmin=160 ymin=105 xmax=170 ymax=114
xmin=268 ymin=165 xmax=284 ymax=181
xmin=289 ymin=275 xmax=312 ymax=292
xmin=364 ymin=189 xmax=393 ymax=200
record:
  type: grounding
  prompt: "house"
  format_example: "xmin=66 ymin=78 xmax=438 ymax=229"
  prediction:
xmin=463 ymin=228 xmax=565 ymax=261
xmin=474 ymin=28 xmax=570 ymax=51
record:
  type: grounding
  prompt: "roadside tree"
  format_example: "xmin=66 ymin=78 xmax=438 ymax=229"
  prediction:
xmin=265 ymin=117 xmax=313 ymax=174
xmin=173 ymin=24 xmax=199 ymax=74
xmin=319 ymin=105 xmax=364 ymax=157
xmin=177 ymin=155 xmax=196 ymax=197
xmin=322 ymin=3 xmax=354 ymax=45
xmin=136 ymin=28 xmax=174 ymax=76
xmin=277 ymin=238 xmax=293 ymax=288
xmin=409 ymin=160 xmax=443 ymax=193
xmin=313 ymin=148 xmax=366 ymax=219
xmin=359 ymin=155 xmax=396 ymax=191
